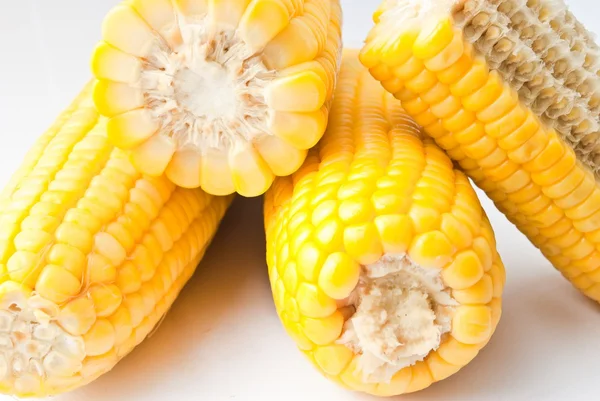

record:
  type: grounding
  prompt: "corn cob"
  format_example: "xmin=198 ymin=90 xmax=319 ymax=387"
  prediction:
xmin=264 ymin=50 xmax=505 ymax=396
xmin=0 ymin=82 xmax=233 ymax=397
xmin=91 ymin=0 xmax=342 ymax=197
xmin=361 ymin=0 xmax=600 ymax=303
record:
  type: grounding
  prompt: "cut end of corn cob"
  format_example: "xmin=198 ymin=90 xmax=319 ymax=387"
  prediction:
xmin=91 ymin=0 xmax=343 ymax=197
xmin=338 ymin=255 xmax=457 ymax=383
xmin=0 ymin=83 xmax=232 ymax=397
xmin=362 ymin=0 xmax=600 ymax=303
xmin=264 ymin=51 xmax=505 ymax=396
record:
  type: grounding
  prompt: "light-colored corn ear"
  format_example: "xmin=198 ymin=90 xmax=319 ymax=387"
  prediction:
xmin=362 ymin=0 xmax=600 ymax=303
xmin=263 ymin=50 xmax=505 ymax=397
xmin=0 ymin=82 xmax=233 ymax=397
xmin=91 ymin=0 xmax=343 ymax=197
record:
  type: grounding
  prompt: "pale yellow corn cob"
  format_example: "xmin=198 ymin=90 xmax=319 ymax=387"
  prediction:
xmin=362 ymin=0 xmax=600 ymax=302
xmin=264 ymin=50 xmax=505 ymax=397
xmin=0 ymin=82 xmax=232 ymax=397
xmin=91 ymin=0 xmax=342 ymax=197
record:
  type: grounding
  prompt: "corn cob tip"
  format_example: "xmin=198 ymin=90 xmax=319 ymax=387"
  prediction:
xmin=91 ymin=0 xmax=343 ymax=197
xmin=0 ymin=284 xmax=89 ymax=397
xmin=338 ymin=255 xmax=457 ymax=383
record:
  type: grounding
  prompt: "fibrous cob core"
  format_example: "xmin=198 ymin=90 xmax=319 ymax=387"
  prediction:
xmin=339 ymin=255 xmax=456 ymax=383
xmin=141 ymin=23 xmax=272 ymax=153
xmin=0 ymin=289 xmax=85 ymax=395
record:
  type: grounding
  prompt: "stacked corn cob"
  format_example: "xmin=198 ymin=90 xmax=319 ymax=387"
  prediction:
xmin=264 ymin=51 xmax=505 ymax=396
xmin=5 ymin=0 xmax=598 ymax=398
xmin=92 ymin=0 xmax=342 ymax=197
xmin=361 ymin=0 xmax=600 ymax=302
xmin=0 ymin=82 xmax=233 ymax=397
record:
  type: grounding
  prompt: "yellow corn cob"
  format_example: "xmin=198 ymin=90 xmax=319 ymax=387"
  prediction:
xmin=264 ymin=50 xmax=505 ymax=396
xmin=0 ymin=82 xmax=233 ymax=397
xmin=91 ymin=0 xmax=342 ymax=197
xmin=361 ymin=0 xmax=600 ymax=302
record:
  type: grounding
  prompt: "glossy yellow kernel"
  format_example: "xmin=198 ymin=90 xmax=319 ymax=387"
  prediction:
xmin=443 ymin=250 xmax=485 ymax=290
xmin=426 ymin=351 xmax=461 ymax=381
xmin=87 ymin=254 xmax=118 ymax=284
xmin=108 ymin=306 xmax=133 ymax=345
xmin=343 ymin=222 xmax=384 ymax=265
xmin=374 ymin=214 xmax=414 ymax=254
xmin=7 ymin=251 xmax=43 ymax=288
xmin=58 ymin=297 xmax=97 ymax=336
xmin=452 ymin=274 xmax=493 ymax=304
xmin=314 ymin=219 xmax=344 ymax=253
xmin=375 ymin=367 xmax=412 ymax=396
xmin=451 ymin=305 xmax=492 ymax=345
xmin=409 ymin=204 xmax=442 ymax=233
xmin=338 ymin=198 xmax=376 ymax=225
xmin=413 ymin=17 xmax=455 ymax=59
xmin=123 ymin=293 xmax=145 ymax=327
xmin=284 ymin=296 xmax=300 ymax=322
xmin=437 ymin=48 xmax=474 ymax=85
xmin=88 ymin=284 xmax=123 ymax=318
xmin=424 ymin=29 xmax=465 ymax=71
xmin=300 ymin=311 xmax=344 ymax=345
xmin=522 ymin=132 xmax=565 ymax=172
xmin=116 ymin=261 xmax=142 ymax=294
xmin=282 ymin=262 xmax=299 ymax=294
xmin=36 ymin=265 xmax=81 ymax=304
xmin=314 ymin=344 xmax=354 ymax=376
xmin=296 ymin=241 xmax=326 ymax=282
xmin=437 ymin=337 xmax=481 ymax=366
xmin=372 ymin=188 xmax=411 ymax=215
xmin=408 ymin=231 xmax=454 ymax=269
xmin=311 ymin=200 xmax=338 ymax=227
xmin=296 ymin=283 xmax=337 ymax=318
xmin=283 ymin=319 xmax=314 ymax=351
xmin=449 ymin=58 xmax=489 ymax=98
xmin=83 ymin=319 xmax=115 ymax=357
xmin=47 ymin=244 xmax=86 ymax=280
xmin=440 ymin=213 xmax=473 ymax=250
xmin=55 ymin=223 xmax=93 ymax=254
xmin=318 ymin=252 xmax=360 ymax=300
xmin=379 ymin=30 xmax=420 ymax=67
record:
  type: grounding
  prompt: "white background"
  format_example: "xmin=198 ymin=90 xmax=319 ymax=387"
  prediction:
xmin=1 ymin=1 xmax=600 ymax=400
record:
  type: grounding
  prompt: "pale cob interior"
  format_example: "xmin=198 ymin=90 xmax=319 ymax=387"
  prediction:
xmin=92 ymin=0 xmax=342 ymax=197
xmin=361 ymin=0 xmax=600 ymax=302
xmin=338 ymin=255 xmax=456 ymax=382
xmin=264 ymin=52 xmax=505 ymax=396
xmin=0 ymin=84 xmax=232 ymax=397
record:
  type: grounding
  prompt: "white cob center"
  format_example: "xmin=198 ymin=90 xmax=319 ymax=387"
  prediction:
xmin=0 ymin=290 xmax=85 ymax=391
xmin=173 ymin=61 xmax=237 ymax=120
xmin=140 ymin=21 xmax=274 ymax=150
xmin=339 ymin=255 xmax=457 ymax=383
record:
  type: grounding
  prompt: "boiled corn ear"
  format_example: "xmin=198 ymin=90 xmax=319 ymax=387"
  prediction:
xmin=362 ymin=0 xmax=600 ymax=303
xmin=91 ymin=0 xmax=343 ymax=197
xmin=0 ymin=82 xmax=232 ymax=397
xmin=264 ymin=50 xmax=505 ymax=396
